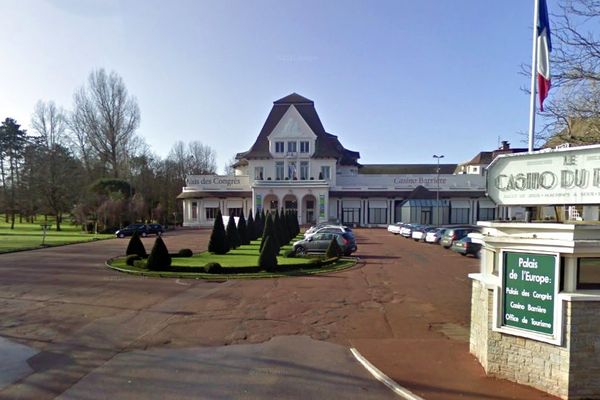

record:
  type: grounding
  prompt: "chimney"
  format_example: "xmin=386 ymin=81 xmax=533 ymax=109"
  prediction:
xmin=500 ymin=140 xmax=510 ymax=150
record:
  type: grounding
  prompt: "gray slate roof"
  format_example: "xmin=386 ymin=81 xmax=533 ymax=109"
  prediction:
xmin=235 ymin=93 xmax=360 ymax=166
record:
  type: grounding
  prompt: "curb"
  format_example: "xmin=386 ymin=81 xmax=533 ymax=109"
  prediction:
xmin=350 ymin=348 xmax=425 ymax=400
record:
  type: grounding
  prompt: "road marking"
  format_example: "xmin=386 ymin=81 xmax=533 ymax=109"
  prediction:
xmin=350 ymin=348 xmax=425 ymax=400
xmin=175 ymin=279 xmax=190 ymax=286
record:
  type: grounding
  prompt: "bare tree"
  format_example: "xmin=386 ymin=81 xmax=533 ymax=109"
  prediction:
xmin=30 ymin=100 xmax=85 ymax=230
xmin=70 ymin=68 xmax=140 ymax=177
xmin=188 ymin=141 xmax=217 ymax=174
xmin=536 ymin=0 xmax=600 ymax=145
xmin=223 ymin=156 xmax=236 ymax=175
xmin=31 ymin=100 xmax=67 ymax=148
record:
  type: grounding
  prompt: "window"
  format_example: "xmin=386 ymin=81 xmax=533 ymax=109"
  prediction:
xmin=288 ymin=161 xmax=297 ymax=179
xmin=300 ymin=161 xmax=309 ymax=180
xmin=285 ymin=200 xmax=297 ymax=211
xmin=275 ymin=141 xmax=284 ymax=153
xmin=269 ymin=200 xmax=278 ymax=211
xmin=205 ymin=207 xmax=220 ymax=220
xmin=300 ymin=141 xmax=309 ymax=153
xmin=478 ymin=208 xmax=495 ymax=221
xmin=228 ymin=208 xmax=242 ymax=217
xmin=577 ymin=258 xmax=600 ymax=289
xmin=451 ymin=208 xmax=470 ymax=224
xmin=191 ymin=202 xmax=197 ymax=219
xmin=254 ymin=167 xmax=264 ymax=180
xmin=369 ymin=208 xmax=387 ymax=224
xmin=287 ymin=141 xmax=297 ymax=153
xmin=342 ymin=208 xmax=360 ymax=225
xmin=275 ymin=162 xmax=284 ymax=180
xmin=320 ymin=166 xmax=330 ymax=180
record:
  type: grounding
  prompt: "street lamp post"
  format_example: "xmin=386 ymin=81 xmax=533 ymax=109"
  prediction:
xmin=433 ymin=154 xmax=444 ymax=225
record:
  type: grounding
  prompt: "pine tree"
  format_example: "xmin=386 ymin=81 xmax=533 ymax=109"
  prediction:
xmin=292 ymin=211 xmax=300 ymax=236
xmin=208 ymin=210 xmax=230 ymax=254
xmin=226 ymin=214 xmax=241 ymax=249
xmin=126 ymin=231 xmax=147 ymax=257
xmin=147 ymin=236 xmax=172 ymax=270
xmin=247 ymin=212 xmax=256 ymax=241
xmin=274 ymin=210 xmax=283 ymax=248
xmin=259 ymin=209 xmax=266 ymax=235
xmin=237 ymin=210 xmax=248 ymax=245
xmin=283 ymin=210 xmax=292 ymax=242
xmin=258 ymin=236 xmax=278 ymax=271
xmin=326 ymin=237 xmax=343 ymax=259
xmin=260 ymin=213 xmax=279 ymax=253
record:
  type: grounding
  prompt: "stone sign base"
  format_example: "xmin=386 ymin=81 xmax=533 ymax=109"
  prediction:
xmin=470 ymin=277 xmax=600 ymax=399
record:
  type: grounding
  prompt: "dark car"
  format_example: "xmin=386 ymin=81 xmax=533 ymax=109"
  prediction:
xmin=146 ymin=223 xmax=164 ymax=236
xmin=450 ymin=236 xmax=482 ymax=258
xmin=115 ymin=223 xmax=163 ymax=238
xmin=293 ymin=232 xmax=357 ymax=256
xmin=440 ymin=227 xmax=480 ymax=249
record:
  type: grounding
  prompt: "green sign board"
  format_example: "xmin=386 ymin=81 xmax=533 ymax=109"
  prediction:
xmin=255 ymin=194 xmax=262 ymax=212
xmin=319 ymin=195 xmax=325 ymax=218
xmin=502 ymin=251 xmax=557 ymax=335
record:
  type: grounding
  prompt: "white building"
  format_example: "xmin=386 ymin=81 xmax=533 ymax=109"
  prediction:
xmin=178 ymin=93 xmax=493 ymax=226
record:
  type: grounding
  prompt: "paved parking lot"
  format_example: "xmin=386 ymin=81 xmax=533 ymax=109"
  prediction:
xmin=0 ymin=228 xmax=557 ymax=399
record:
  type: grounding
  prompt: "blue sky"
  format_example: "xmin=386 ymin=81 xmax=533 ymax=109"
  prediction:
xmin=1 ymin=0 xmax=550 ymax=173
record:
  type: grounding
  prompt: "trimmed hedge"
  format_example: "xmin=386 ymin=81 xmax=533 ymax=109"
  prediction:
xmin=126 ymin=231 xmax=147 ymax=257
xmin=126 ymin=254 xmax=142 ymax=266
xmin=208 ymin=210 xmax=230 ymax=254
xmin=177 ymin=248 xmax=193 ymax=257
xmin=326 ymin=238 xmax=343 ymax=259
xmin=147 ymin=236 xmax=171 ymax=270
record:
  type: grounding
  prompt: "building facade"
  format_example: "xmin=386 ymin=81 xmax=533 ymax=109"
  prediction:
xmin=178 ymin=93 xmax=493 ymax=227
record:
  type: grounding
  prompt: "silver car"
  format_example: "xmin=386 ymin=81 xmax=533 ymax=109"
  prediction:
xmin=293 ymin=232 xmax=357 ymax=256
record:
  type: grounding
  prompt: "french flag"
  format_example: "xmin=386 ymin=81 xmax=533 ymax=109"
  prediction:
xmin=537 ymin=0 xmax=552 ymax=111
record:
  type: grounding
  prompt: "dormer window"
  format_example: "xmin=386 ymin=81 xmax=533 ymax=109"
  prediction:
xmin=300 ymin=141 xmax=309 ymax=153
xmin=287 ymin=141 xmax=297 ymax=153
xmin=275 ymin=142 xmax=284 ymax=153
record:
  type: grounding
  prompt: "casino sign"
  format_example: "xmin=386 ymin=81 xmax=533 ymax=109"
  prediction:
xmin=486 ymin=144 xmax=600 ymax=206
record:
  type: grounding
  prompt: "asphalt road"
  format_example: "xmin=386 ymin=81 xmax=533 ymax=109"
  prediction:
xmin=0 ymin=229 xmax=557 ymax=400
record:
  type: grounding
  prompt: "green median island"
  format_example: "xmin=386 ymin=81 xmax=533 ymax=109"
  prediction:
xmin=108 ymin=210 xmax=356 ymax=279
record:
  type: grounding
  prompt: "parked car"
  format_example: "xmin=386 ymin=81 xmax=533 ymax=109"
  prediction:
xmin=440 ymin=227 xmax=480 ymax=249
xmin=425 ymin=228 xmax=446 ymax=244
xmin=304 ymin=225 xmax=353 ymax=239
xmin=450 ymin=236 xmax=482 ymax=258
xmin=146 ymin=223 xmax=165 ymax=236
xmin=387 ymin=222 xmax=404 ymax=235
xmin=293 ymin=232 xmax=357 ymax=256
xmin=411 ymin=226 xmax=435 ymax=242
xmin=400 ymin=224 xmax=418 ymax=238
xmin=115 ymin=223 xmax=164 ymax=238
xmin=304 ymin=222 xmax=336 ymax=235
xmin=115 ymin=223 xmax=149 ymax=238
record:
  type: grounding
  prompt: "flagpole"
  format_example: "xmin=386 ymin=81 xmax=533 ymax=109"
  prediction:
xmin=528 ymin=0 xmax=540 ymax=153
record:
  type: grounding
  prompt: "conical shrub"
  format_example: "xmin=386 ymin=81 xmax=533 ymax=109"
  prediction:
xmin=258 ymin=236 xmax=278 ymax=271
xmin=147 ymin=236 xmax=171 ymax=270
xmin=326 ymin=237 xmax=343 ymax=259
xmin=238 ymin=210 xmax=249 ymax=245
xmin=208 ymin=210 xmax=230 ymax=254
xmin=226 ymin=214 xmax=241 ymax=249
xmin=247 ymin=213 xmax=256 ymax=241
xmin=260 ymin=213 xmax=279 ymax=253
xmin=126 ymin=231 xmax=147 ymax=257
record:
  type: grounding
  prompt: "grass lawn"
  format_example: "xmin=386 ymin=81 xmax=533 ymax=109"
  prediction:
xmin=108 ymin=238 xmax=357 ymax=279
xmin=0 ymin=218 xmax=113 ymax=253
